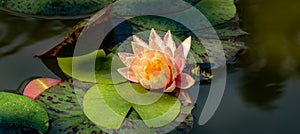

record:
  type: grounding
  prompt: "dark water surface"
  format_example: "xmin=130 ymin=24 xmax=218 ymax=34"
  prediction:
xmin=0 ymin=0 xmax=299 ymax=133
xmin=0 ymin=11 xmax=78 ymax=91
xmin=192 ymin=0 xmax=300 ymax=133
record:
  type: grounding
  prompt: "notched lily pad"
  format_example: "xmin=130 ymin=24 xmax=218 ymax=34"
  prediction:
xmin=0 ymin=92 xmax=49 ymax=133
xmin=57 ymin=49 xmax=127 ymax=84
xmin=34 ymin=80 xmax=193 ymax=133
xmin=83 ymin=83 xmax=182 ymax=130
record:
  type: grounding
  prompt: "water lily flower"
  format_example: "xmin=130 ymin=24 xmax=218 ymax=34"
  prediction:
xmin=117 ymin=29 xmax=195 ymax=94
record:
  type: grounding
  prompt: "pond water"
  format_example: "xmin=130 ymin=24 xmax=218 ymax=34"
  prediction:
xmin=0 ymin=0 xmax=299 ymax=133
xmin=192 ymin=0 xmax=300 ymax=133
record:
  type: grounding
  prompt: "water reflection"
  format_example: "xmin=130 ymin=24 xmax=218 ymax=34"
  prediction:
xmin=238 ymin=0 xmax=300 ymax=110
xmin=0 ymin=10 xmax=78 ymax=90
xmin=0 ymin=11 xmax=78 ymax=58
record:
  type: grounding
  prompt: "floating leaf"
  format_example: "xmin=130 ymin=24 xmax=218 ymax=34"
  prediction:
xmin=57 ymin=50 xmax=126 ymax=84
xmin=0 ymin=92 xmax=49 ymax=133
xmin=49 ymin=108 xmax=194 ymax=134
xmin=23 ymin=78 xmax=62 ymax=99
xmin=0 ymin=0 xmax=115 ymax=17
xmin=188 ymin=39 xmax=247 ymax=67
xmin=190 ymin=20 xmax=248 ymax=40
xmin=196 ymin=0 xmax=236 ymax=26
xmin=113 ymin=0 xmax=200 ymax=16
xmin=36 ymin=82 xmax=87 ymax=119
xmin=127 ymin=0 xmax=237 ymax=32
xmin=83 ymin=83 xmax=181 ymax=129
xmin=35 ymin=80 xmax=193 ymax=133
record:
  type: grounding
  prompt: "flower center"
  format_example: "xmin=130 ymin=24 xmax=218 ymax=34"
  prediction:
xmin=144 ymin=58 xmax=163 ymax=79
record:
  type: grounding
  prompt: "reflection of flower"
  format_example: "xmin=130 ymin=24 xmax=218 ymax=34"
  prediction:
xmin=117 ymin=29 xmax=195 ymax=93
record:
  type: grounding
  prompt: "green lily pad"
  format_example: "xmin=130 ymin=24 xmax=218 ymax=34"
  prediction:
xmin=57 ymin=49 xmax=127 ymax=84
xmin=83 ymin=83 xmax=181 ymax=129
xmin=189 ymin=39 xmax=247 ymax=67
xmin=36 ymin=82 xmax=86 ymax=119
xmin=49 ymin=108 xmax=194 ymax=134
xmin=0 ymin=0 xmax=115 ymax=17
xmin=196 ymin=0 xmax=236 ymax=26
xmin=127 ymin=0 xmax=236 ymax=32
xmin=191 ymin=20 xmax=248 ymax=40
xmin=35 ymin=80 xmax=193 ymax=133
xmin=0 ymin=92 xmax=49 ymax=133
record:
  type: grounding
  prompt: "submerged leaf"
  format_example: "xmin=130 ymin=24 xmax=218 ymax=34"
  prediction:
xmin=0 ymin=92 xmax=49 ymax=133
xmin=23 ymin=78 xmax=62 ymax=99
xmin=83 ymin=83 xmax=181 ymax=129
xmin=57 ymin=50 xmax=126 ymax=84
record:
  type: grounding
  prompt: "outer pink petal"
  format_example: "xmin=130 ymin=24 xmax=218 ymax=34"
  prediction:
xmin=164 ymin=46 xmax=173 ymax=57
xmin=175 ymin=73 xmax=195 ymax=89
xmin=117 ymin=67 xmax=138 ymax=83
xmin=132 ymin=41 xmax=148 ymax=55
xmin=181 ymin=37 xmax=191 ymax=59
xmin=133 ymin=35 xmax=148 ymax=48
xmin=23 ymin=78 xmax=62 ymax=99
xmin=174 ymin=44 xmax=187 ymax=73
xmin=149 ymin=29 xmax=164 ymax=51
xmin=163 ymin=30 xmax=176 ymax=55
xmin=118 ymin=52 xmax=135 ymax=67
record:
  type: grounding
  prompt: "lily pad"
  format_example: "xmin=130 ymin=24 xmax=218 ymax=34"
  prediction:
xmin=49 ymin=108 xmax=194 ymax=134
xmin=83 ymin=83 xmax=181 ymax=129
xmin=36 ymin=82 xmax=87 ymax=119
xmin=23 ymin=78 xmax=62 ymax=99
xmin=57 ymin=49 xmax=127 ymax=84
xmin=0 ymin=0 xmax=115 ymax=17
xmin=35 ymin=80 xmax=193 ymax=133
xmin=196 ymin=0 xmax=236 ymax=26
xmin=127 ymin=0 xmax=237 ymax=32
xmin=0 ymin=92 xmax=49 ymax=133
xmin=189 ymin=39 xmax=247 ymax=67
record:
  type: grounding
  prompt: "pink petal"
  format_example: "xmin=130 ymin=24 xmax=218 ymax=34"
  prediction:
xmin=133 ymin=35 xmax=148 ymax=48
xmin=23 ymin=78 xmax=62 ymax=99
xmin=132 ymin=41 xmax=145 ymax=55
xmin=149 ymin=29 xmax=164 ymax=51
xmin=175 ymin=73 xmax=195 ymax=89
xmin=178 ymin=90 xmax=192 ymax=106
xmin=181 ymin=37 xmax=191 ymax=59
xmin=163 ymin=30 xmax=176 ymax=55
xmin=118 ymin=52 xmax=135 ymax=67
xmin=174 ymin=45 xmax=186 ymax=73
xmin=175 ymin=57 xmax=185 ymax=74
xmin=164 ymin=46 xmax=173 ymax=57
xmin=174 ymin=44 xmax=184 ymax=59
xmin=117 ymin=67 xmax=138 ymax=83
